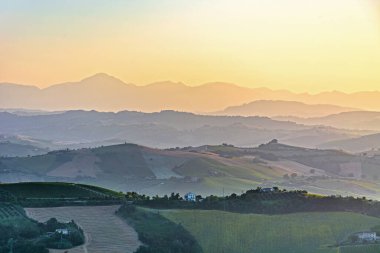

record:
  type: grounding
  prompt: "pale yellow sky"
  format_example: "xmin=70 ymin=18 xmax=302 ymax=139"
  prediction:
xmin=0 ymin=0 xmax=379 ymax=93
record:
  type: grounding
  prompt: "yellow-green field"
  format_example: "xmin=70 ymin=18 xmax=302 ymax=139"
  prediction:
xmin=161 ymin=210 xmax=380 ymax=253
xmin=339 ymin=245 xmax=380 ymax=253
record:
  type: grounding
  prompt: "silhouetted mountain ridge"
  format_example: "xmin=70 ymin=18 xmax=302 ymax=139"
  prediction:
xmin=3 ymin=73 xmax=380 ymax=113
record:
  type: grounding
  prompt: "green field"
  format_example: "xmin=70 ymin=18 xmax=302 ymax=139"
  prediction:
xmin=339 ymin=245 xmax=380 ymax=253
xmin=161 ymin=210 xmax=380 ymax=253
xmin=0 ymin=182 xmax=123 ymax=199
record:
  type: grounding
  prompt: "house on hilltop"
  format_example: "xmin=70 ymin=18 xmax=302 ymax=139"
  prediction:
xmin=260 ymin=188 xmax=274 ymax=193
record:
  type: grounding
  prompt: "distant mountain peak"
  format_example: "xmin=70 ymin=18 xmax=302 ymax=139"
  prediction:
xmin=80 ymin=73 xmax=126 ymax=84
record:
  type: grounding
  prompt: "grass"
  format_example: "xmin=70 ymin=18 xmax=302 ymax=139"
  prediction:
xmin=339 ymin=245 xmax=380 ymax=253
xmin=174 ymin=157 xmax=233 ymax=177
xmin=161 ymin=210 xmax=380 ymax=253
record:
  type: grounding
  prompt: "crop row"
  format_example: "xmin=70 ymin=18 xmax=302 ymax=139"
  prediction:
xmin=0 ymin=204 xmax=23 ymax=220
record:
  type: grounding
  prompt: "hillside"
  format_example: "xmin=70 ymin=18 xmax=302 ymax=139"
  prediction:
xmin=0 ymin=182 xmax=123 ymax=199
xmin=0 ymin=110 xmax=364 ymax=149
xmin=161 ymin=209 xmax=380 ymax=253
xmin=217 ymin=100 xmax=357 ymax=118
xmin=277 ymin=111 xmax=380 ymax=131
xmin=0 ymin=141 xmax=49 ymax=157
xmin=2 ymin=142 xmax=380 ymax=198
xmin=320 ymin=133 xmax=380 ymax=153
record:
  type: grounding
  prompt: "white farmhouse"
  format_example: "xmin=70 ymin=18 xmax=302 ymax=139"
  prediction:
xmin=356 ymin=231 xmax=377 ymax=241
xmin=55 ymin=228 xmax=69 ymax=235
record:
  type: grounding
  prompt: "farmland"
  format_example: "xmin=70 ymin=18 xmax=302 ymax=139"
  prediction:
xmin=160 ymin=209 xmax=380 ymax=253
xmin=0 ymin=203 xmax=26 ymax=223
xmin=0 ymin=182 xmax=123 ymax=199
xmin=26 ymin=205 xmax=141 ymax=253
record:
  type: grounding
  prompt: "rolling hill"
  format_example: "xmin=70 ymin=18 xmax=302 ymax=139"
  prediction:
xmin=319 ymin=133 xmax=380 ymax=153
xmin=277 ymin=111 xmax=380 ymax=131
xmin=0 ymin=141 xmax=49 ymax=157
xmin=2 ymin=142 xmax=380 ymax=198
xmin=0 ymin=110 xmax=365 ymax=149
xmin=217 ymin=100 xmax=357 ymax=118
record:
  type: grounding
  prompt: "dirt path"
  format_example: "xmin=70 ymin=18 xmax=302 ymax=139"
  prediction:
xmin=25 ymin=205 xmax=141 ymax=253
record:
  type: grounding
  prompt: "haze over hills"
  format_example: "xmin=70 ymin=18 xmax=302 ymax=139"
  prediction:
xmin=277 ymin=111 xmax=380 ymax=131
xmin=0 ymin=110 xmax=366 ymax=150
xmin=3 ymin=73 xmax=380 ymax=113
xmin=320 ymin=133 xmax=380 ymax=153
xmin=2 ymin=141 xmax=380 ymax=198
xmin=216 ymin=100 xmax=358 ymax=118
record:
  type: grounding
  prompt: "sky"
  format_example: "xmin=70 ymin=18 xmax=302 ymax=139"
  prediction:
xmin=0 ymin=0 xmax=380 ymax=93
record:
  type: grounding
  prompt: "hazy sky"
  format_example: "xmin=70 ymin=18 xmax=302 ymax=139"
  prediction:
xmin=1 ymin=0 xmax=380 ymax=93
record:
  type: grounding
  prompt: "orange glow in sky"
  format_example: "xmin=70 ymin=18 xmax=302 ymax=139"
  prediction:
xmin=0 ymin=0 xmax=379 ymax=93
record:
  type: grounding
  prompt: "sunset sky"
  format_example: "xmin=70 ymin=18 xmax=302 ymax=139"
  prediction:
xmin=1 ymin=0 xmax=379 ymax=93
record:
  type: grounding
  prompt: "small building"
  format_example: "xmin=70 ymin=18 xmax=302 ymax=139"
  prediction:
xmin=184 ymin=192 xmax=196 ymax=202
xmin=55 ymin=228 xmax=69 ymax=235
xmin=260 ymin=188 xmax=274 ymax=193
xmin=356 ymin=231 xmax=377 ymax=241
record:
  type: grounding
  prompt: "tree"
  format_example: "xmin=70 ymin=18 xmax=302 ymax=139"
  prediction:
xmin=268 ymin=139 xmax=278 ymax=144
xmin=348 ymin=234 xmax=359 ymax=243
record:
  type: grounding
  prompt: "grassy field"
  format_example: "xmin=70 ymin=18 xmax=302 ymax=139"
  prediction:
xmin=0 ymin=182 xmax=123 ymax=199
xmin=339 ymin=245 xmax=380 ymax=253
xmin=161 ymin=210 xmax=380 ymax=253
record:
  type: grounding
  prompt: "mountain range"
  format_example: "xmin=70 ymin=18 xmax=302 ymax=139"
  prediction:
xmin=3 ymin=73 xmax=380 ymax=114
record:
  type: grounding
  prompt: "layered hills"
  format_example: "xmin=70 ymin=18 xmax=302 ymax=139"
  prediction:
xmin=2 ymin=141 xmax=380 ymax=199
xmin=3 ymin=73 xmax=380 ymax=113
xmin=0 ymin=110 xmax=365 ymax=150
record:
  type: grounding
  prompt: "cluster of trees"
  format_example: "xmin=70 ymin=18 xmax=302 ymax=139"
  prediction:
xmin=0 ymin=224 xmax=48 ymax=253
xmin=125 ymin=187 xmax=380 ymax=217
xmin=0 ymin=218 xmax=84 ymax=253
xmin=117 ymin=205 xmax=202 ymax=253
xmin=35 ymin=218 xmax=85 ymax=249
